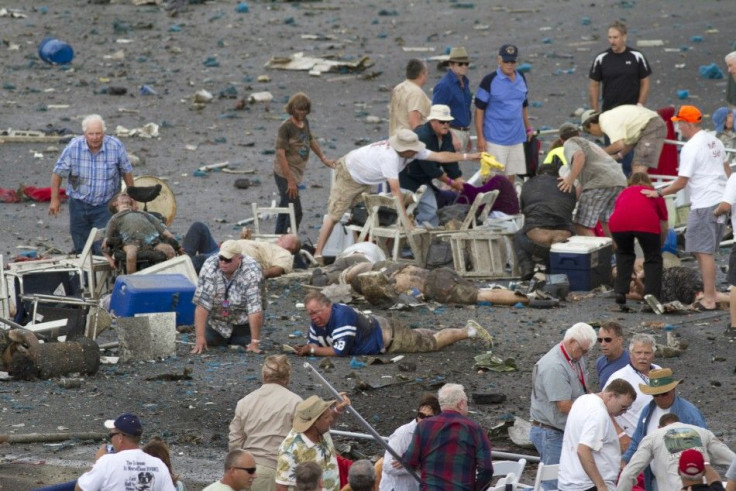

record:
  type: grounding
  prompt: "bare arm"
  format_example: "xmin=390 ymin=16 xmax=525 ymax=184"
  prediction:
xmin=294 ymin=343 xmax=338 ymax=357
xmin=578 ymin=443 xmax=607 ymax=490
xmin=310 ymin=139 xmax=335 ymax=168
xmin=49 ymin=173 xmax=63 ymax=216
xmin=660 ymin=221 xmax=669 ymax=246
xmin=727 ymin=479 xmax=736 ymax=491
xmin=714 ymin=202 xmax=731 ymax=217
xmin=191 ymin=305 xmax=209 ymax=354
xmin=725 ymin=160 xmax=733 ymax=178
xmin=555 ymin=399 xmax=573 ymax=415
xmin=263 ymin=266 xmax=286 ymax=278
xmin=557 ymin=150 xmax=585 ymax=193
xmin=642 ymin=176 xmax=688 ymax=198
xmin=523 ymin=106 xmax=532 ymax=141
xmin=475 ymin=107 xmax=486 ymax=152
xmin=122 ymin=171 xmax=134 ymax=188
xmin=247 ymin=311 xmax=263 ymax=353
xmin=588 ymin=80 xmax=601 ymax=112
xmin=637 ymin=77 xmax=650 ymax=106
xmin=429 ymin=151 xmax=481 ymax=164
xmin=408 ymin=110 xmax=423 ymax=130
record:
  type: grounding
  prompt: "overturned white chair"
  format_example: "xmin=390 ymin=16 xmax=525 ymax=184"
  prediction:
xmin=490 ymin=459 xmax=527 ymax=490
xmin=532 ymin=462 xmax=559 ymax=491
xmin=247 ymin=202 xmax=297 ymax=241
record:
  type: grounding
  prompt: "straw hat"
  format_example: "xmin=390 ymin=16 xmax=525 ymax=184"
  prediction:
xmin=389 ymin=129 xmax=426 ymax=153
xmin=293 ymin=396 xmax=335 ymax=433
xmin=639 ymin=368 xmax=682 ymax=395
xmin=447 ymin=46 xmax=470 ymax=64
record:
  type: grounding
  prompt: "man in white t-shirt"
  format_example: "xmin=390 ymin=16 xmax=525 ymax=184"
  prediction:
xmin=714 ymin=171 xmax=736 ymax=334
xmin=558 ymin=379 xmax=636 ymax=491
xmin=312 ymin=129 xmax=479 ymax=260
xmin=643 ymin=105 xmax=730 ymax=310
xmin=75 ymin=413 xmax=175 ymax=491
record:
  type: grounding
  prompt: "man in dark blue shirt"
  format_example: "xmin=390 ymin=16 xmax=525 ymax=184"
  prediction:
xmin=293 ymin=292 xmax=492 ymax=357
xmin=433 ymin=46 xmax=473 ymax=153
xmin=400 ymin=104 xmax=463 ymax=227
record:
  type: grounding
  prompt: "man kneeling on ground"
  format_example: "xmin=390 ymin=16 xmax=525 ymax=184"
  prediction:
xmin=292 ymin=292 xmax=492 ymax=357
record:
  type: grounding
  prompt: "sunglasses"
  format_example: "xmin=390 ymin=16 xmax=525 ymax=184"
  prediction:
xmin=218 ymin=255 xmax=234 ymax=263
xmin=108 ymin=432 xmax=121 ymax=440
xmin=417 ymin=412 xmax=432 ymax=420
xmin=597 ymin=337 xmax=613 ymax=343
xmin=233 ymin=466 xmax=257 ymax=474
xmin=653 ymin=390 xmax=672 ymax=398
xmin=438 ymin=121 xmax=451 ymax=126
xmin=502 ymin=60 xmax=517 ymax=64
xmin=455 ymin=62 xmax=469 ymax=66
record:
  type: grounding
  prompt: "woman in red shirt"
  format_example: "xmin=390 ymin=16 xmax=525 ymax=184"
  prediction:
xmin=608 ymin=172 xmax=668 ymax=308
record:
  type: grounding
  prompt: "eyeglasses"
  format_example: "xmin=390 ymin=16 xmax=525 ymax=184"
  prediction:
xmin=653 ymin=390 xmax=672 ymax=398
xmin=417 ymin=412 xmax=432 ymax=420
xmin=597 ymin=337 xmax=613 ymax=343
xmin=233 ymin=466 xmax=257 ymax=474
xmin=108 ymin=432 xmax=121 ymax=440
xmin=438 ymin=121 xmax=450 ymax=126
xmin=218 ymin=255 xmax=233 ymax=263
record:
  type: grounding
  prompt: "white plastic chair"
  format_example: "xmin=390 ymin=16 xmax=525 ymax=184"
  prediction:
xmin=532 ymin=462 xmax=559 ymax=491
xmin=492 ymin=459 xmax=526 ymax=489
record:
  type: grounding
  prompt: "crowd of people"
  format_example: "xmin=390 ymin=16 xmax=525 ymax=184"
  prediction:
xmin=37 ymin=14 xmax=736 ymax=491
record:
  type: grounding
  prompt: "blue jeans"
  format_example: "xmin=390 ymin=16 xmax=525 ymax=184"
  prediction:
xmin=33 ymin=480 xmax=76 ymax=491
xmin=274 ymin=172 xmax=302 ymax=234
xmin=205 ymin=322 xmax=251 ymax=346
xmin=182 ymin=221 xmax=219 ymax=273
xmin=530 ymin=425 xmax=563 ymax=490
xmin=68 ymin=198 xmax=112 ymax=254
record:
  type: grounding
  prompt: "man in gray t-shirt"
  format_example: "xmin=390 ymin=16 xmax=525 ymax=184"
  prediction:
xmin=529 ymin=322 xmax=597 ymax=490
xmin=556 ymin=123 xmax=627 ymax=236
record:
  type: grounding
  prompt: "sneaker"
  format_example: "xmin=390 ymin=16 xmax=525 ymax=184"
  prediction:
xmin=466 ymin=319 xmax=493 ymax=348
xmin=644 ymin=294 xmax=664 ymax=315
xmin=615 ymin=293 xmax=626 ymax=305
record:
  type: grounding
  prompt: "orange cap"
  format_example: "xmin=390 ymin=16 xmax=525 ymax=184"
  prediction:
xmin=671 ymin=105 xmax=702 ymax=123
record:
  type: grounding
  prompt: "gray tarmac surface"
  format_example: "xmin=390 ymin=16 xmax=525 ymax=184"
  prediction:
xmin=2 ymin=0 xmax=736 ymax=488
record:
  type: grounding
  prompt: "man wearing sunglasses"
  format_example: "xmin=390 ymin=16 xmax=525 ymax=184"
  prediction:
xmin=475 ymin=44 xmax=533 ymax=183
xmin=399 ymin=104 xmax=464 ymax=227
xmin=192 ymin=240 xmax=264 ymax=355
xmin=595 ymin=321 xmax=629 ymax=388
xmin=621 ymin=368 xmax=707 ymax=491
xmin=74 ymin=413 xmax=176 ymax=491
xmin=204 ymin=449 xmax=258 ymax=491
xmin=433 ymin=46 xmax=473 ymax=153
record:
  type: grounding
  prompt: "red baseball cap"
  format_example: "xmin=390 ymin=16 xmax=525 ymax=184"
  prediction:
xmin=671 ymin=105 xmax=702 ymax=123
xmin=678 ymin=449 xmax=705 ymax=477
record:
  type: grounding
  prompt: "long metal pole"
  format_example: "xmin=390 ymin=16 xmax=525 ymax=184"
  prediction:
xmin=329 ymin=429 xmax=540 ymax=463
xmin=303 ymin=362 xmax=422 ymax=484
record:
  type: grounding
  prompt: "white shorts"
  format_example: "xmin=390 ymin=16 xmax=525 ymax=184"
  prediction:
xmin=485 ymin=142 xmax=526 ymax=176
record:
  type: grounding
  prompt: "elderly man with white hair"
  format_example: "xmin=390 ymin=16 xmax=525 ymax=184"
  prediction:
xmin=403 ymin=383 xmax=493 ymax=490
xmin=604 ymin=333 xmax=660 ymax=441
xmin=49 ymin=114 xmax=134 ymax=253
xmin=530 ymin=322 xmax=598 ymax=490
xmin=726 ymin=51 xmax=736 ymax=109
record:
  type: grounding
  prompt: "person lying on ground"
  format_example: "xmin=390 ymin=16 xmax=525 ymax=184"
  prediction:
xmin=102 ymin=192 xmax=180 ymax=273
xmin=291 ymin=291 xmax=492 ymax=357
xmin=182 ymin=221 xmax=300 ymax=277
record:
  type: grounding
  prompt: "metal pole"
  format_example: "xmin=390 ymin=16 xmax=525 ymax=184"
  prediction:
xmin=303 ymin=362 xmax=422 ymax=484
xmin=329 ymin=429 xmax=540 ymax=463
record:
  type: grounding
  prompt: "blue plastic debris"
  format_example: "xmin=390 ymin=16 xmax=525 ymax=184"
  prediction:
xmin=203 ymin=56 xmax=220 ymax=67
xmin=514 ymin=302 xmax=525 ymax=308
xmin=531 ymin=101 xmax=543 ymax=108
xmin=542 ymin=37 xmax=552 ymax=44
xmin=235 ymin=2 xmax=249 ymax=13
xmin=676 ymin=89 xmax=689 ymax=100
xmin=699 ymin=62 xmax=724 ymax=79
xmin=139 ymin=85 xmax=157 ymax=95
xmin=378 ymin=9 xmax=398 ymax=16
xmin=477 ymin=301 xmax=493 ymax=307
xmin=690 ymin=35 xmax=703 ymax=43
xmin=581 ymin=17 xmax=591 ymax=25
xmin=517 ymin=63 xmax=532 ymax=73
xmin=350 ymin=357 xmax=366 ymax=368
xmin=169 ymin=24 xmax=182 ymax=32
xmin=193 ymin=169 xmax=208 ymax=177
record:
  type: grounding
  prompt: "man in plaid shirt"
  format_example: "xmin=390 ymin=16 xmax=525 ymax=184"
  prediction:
xmin=403 ymin=383 xmax=493 ymax=490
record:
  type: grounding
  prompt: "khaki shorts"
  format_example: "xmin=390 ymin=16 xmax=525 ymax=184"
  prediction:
xmin=632 ymin=117 xmax=667 ymax=169
xmin=326 ymin=157 xmax=371 ymax=222
xmin=485 ymin=141 xmax=526 ymax=176
xmin=375 ymin=315 xmax=438 ymax=353
xmin=252 ymin=464 xmax=276 ymax=491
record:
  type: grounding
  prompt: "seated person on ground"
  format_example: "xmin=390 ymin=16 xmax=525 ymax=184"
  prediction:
xmin=103 ymin=192 xmax=180 ymax=273
xmin=292 ymin=291 xmax=492 ymax=357
xmin=182 ymin=221 xmax=300 ymax=277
